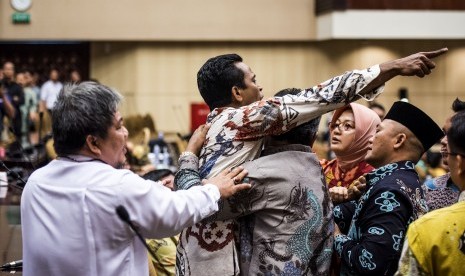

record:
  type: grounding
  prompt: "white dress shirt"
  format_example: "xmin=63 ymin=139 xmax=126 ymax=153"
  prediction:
xmin=21 ymin=158 xmax=220 ymax=276
xmin=40 ymin=80 xmax=63 ymax=109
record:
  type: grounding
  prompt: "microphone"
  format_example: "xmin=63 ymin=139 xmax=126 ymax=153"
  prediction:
xmin=116 ymin=205 xmax=157 ymax=259
xmin=116 ymin=205 xmax=171 ymax=274
xmin=7 ymin=126 xmax=36 ymax=170
xmin=0 ymin=160 xmax=26 ymax=190
xmin=38 ymin=111 xmax=44 ymax=145
xmin=0 ymin=259 xmax=22 ymax=271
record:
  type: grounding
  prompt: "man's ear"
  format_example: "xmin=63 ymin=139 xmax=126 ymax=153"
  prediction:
xmin=86 ymin=135 xmax=101 ymax=155
xmin=393 ymin=133 xmax=407 ymax=150
xmin=231 ymin=86 xmax=243 ymax=104
xmin=457 ymin=155 xmax=465 ymax=177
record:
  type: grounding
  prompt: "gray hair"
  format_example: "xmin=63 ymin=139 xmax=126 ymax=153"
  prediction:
xmin=52 ymin=82 xmax=122 ymax=155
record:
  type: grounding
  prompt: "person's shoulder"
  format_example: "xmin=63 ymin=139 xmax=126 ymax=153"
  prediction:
xmin=411 ymin=201 xmax=465 ymax=233
xmin=378 ymin=166 xmax=420 ymax=185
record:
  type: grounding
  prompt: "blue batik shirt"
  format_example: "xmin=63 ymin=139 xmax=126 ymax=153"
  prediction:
xmin=333 ymin=161 xmax=428 ymax=276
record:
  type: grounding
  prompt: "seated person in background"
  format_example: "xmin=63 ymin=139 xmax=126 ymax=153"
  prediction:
xmin=143 ymin=169 xmax=178 ymax=276
xmin=176 ymin=88 xmax=332 ymax=275
xmin=176 ymin=49 xmax=448 ymax=276
xmin=396 ymin=110 xmax=465 ymax=276
xmin=21 ymin=82 xmax=251 ymax=276
xmin=333 ymin=101 xmax=444 ymax=275
xmin=422 ymin=97 xmax=465 ymax=211
xmin=320 ymin=103 xmax=380 ymax=202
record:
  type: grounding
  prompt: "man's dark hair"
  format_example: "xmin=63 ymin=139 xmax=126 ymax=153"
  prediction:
xmin=369 ymin=102 xmax=385 ymax=112
xmin=447 ymin=111 xmax=465 ymax=155
xmin=142 ymin=169 xmax=174 ymax=182
xmin=271 ymin=88 xmax=321 ymax=146
xmin=452 ymin=98 xmax=465 ymax=112
xmin=197 ymin=54 xmax=246 ymax=110
xmin=52 ymin=82 xmax=122 ymax=155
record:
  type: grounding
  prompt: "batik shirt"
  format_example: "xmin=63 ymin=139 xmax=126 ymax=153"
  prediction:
xmin=422 ymin=172 xmax=460 ymax=211
xmin=176 ymin=145 xmax=333 ymax=275
xmin=176 ymin=65 xmax=384 ymax=275
xmin=320 ymin=159 xmax=374 ymax=188
xmin=333 ymin=161 xmax=428 ymax=276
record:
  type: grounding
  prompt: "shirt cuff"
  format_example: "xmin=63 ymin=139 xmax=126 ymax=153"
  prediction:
xmin=178 ymin=153 xmax=199 ymax=171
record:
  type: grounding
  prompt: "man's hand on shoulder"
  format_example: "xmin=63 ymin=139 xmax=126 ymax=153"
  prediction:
xmin=202 ymin=166 xmax=251 ymax=199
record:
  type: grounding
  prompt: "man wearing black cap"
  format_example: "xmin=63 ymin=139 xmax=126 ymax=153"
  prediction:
xmin=333 ymin=101 xmax=444 ymax=275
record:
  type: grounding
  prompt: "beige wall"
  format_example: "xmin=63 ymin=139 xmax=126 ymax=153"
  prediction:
xmin=91 ymin=40 xmax=465 ymax=133
xmin=0 ymin=0 xmax=315 ymax=41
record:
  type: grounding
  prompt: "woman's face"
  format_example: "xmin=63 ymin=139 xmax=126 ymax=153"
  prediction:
xmin=329 ymin=109 xmax=356 ymax=156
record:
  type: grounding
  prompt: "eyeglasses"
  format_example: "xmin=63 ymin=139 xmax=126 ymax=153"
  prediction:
xmin=441 ymin=151 xmax=465 ymax=159
xmin=329 ymin=120 xmax=356 ymax=132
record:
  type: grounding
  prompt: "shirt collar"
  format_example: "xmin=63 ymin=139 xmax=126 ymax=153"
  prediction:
xmin=261 ymin=144 xmax=312 ymax=157
xmin=365 ymin=160 xmax=416 ymax=188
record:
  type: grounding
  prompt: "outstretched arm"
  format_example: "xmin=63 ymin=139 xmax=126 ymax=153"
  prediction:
xmin=359 ymin=48 xmax=448 ymax=96
xmin=211 ymin=48 xmax=448 ymax=142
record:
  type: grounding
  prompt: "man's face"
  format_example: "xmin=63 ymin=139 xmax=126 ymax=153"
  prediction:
xmin=16 ymin=73 xmax=26 ymax=87
xmin=365 ymin=120 xmax=397 ymax=168
xmin=446 ymin=143 xmax=463 ymax=188
xmin=234 ymin=62 xmax=263 ymax=106
xmin=98 ymin=111 xmax=128 ymax=169
xmin=24 ymin=72 xmax=33 ymax=86
xmin=3 ymin=63 xmax=15 ymax=80
xmin=440 ymin=115 xmax=452 ymax=168
xmin=70 ymin=71 xmax=81 ymax=82
xmin=50 ymin=70 xmax=59 ymax=81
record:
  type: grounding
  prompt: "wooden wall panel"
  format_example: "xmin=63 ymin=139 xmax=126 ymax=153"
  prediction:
xmin=317 ymin=0 xmax=465 ymax=14
xmin=90 ymin=40 xmax=465 ymax=133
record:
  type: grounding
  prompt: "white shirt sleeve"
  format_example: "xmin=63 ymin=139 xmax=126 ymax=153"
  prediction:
xmin=118 ymin=173 xmax=220 ymax=239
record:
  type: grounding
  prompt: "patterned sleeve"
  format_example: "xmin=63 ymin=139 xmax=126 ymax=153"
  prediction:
xmin=221 ymin=66 xmax=383 ymax=141
xmin=394 ymin=238 xmax=427 ymax=276
xmin=333 ymin=200 xmax=358 ymax=234
xmin=334 ymin=187 xmax=412 ymax=275
xmin=174 ymin=154 xmax=201 ymax=190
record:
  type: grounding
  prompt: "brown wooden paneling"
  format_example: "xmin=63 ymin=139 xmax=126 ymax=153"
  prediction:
xmin=316 ymin=0 xmax=465 ymax=14
xmin=347 ymin=0 xmax=465 ymax=10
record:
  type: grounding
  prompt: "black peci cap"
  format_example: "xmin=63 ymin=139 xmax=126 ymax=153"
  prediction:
xmin=384 ymin=101 xmax=444 ymax=152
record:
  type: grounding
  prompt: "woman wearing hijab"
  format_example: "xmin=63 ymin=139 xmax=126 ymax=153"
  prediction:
xmin=320 ymin=103 xmax=381 ymax=190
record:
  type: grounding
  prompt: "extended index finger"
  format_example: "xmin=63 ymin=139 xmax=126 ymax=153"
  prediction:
xmin=420 ymin=47 xmax=448 ymax=59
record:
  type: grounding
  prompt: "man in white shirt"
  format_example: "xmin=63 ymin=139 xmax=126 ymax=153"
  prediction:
xmin=39 ymin=68 xmax=62 ymax=114
xmin=21 ymin=82 xmax=250 ymax=276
